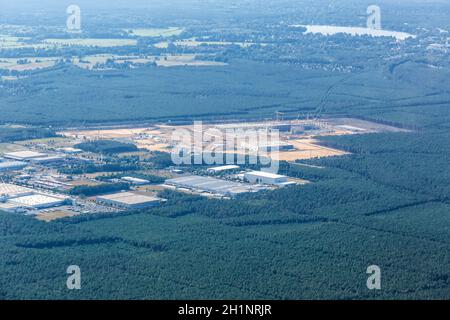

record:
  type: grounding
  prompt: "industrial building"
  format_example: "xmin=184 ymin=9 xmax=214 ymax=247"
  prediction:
xmin=207 ymin=165 xmax=240 ymax=173
xmin=121 ymin=177 xmax=150 ymax=185
xmin=0 ymin=201 xmax=27 ymax=213
xmin=10 ymin=194 xmax=69 ymax=209
xmin=59 ymin=147 xmax=83 ymax=154
xmin=97 ymin=192 xmax=165 ymax=209
xmin=27 ymin=175 xmax=72 ymax=191
xmin=0 ymin=161 xmax=28 ymax=172
xmin=3 ymin=150 xmax=47 ymax=161
xmin=165 ymin=175 xmax=266 ymax=197
xmin=29 ymin=155 xmax=65 ymax=165
xmin=0 ymin=183 xmax=34 ymax=199
xmin=244 ymin=171 xmax=296 ymax=187
xmin=0 ymin=183 xmax=71 ymax=213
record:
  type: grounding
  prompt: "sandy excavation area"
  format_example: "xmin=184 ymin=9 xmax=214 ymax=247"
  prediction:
xmin=59 ymin=118 xmax=402 ymax=162
xmin=278 ymin=138 xmax=348 ymax=161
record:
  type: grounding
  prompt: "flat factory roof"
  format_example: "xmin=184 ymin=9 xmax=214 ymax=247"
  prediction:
xmin=0 ymin=201 xmax=26 ymax=210
xmin=0 ymin=161 xmax=27 ymax=169
xmin=3 ymin=151 xmax=46 ymax=160
xmin=10 ymin=194 xmax=66 ymax=207
xmin=207 ymin=165 xmax=240 ymax=172
xmin=165 ymin=175 xmax=262 ymax=196
xmin=0 ymin=183 xmax=34 ymax=198
xmin=245 ymin=171 xmax=286 ymax=179
xmin=30 ymin=156 xmax=65 ymax=162
xmin=97 ymin=192 xmax=161 ymax=205
xmin=60 ymin=147 xmax=83 ymax=153
xmin=121 ymin=177 xmax=150 ymax=184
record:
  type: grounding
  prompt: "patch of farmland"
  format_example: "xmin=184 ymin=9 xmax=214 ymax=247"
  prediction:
xmin=72 ymin=54 xmax=225 ymax=69
xmin=43 ymin=38 xmax=138 ymax=47
xmin=0 ymin=35 xmax=31 ymax=49
xmin=0 ymin=57 xmax=61 ymax=71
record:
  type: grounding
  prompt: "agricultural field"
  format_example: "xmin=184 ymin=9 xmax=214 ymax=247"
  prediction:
xmin=0 ymin=57 xmax=59 ymax=71
xmin=0 ymin=35 xmax=49 ymax=50
xmin=0 ymin=36 xmax=31 ymax=49
xmin=43 ymin=38 xmax=138 ymax=47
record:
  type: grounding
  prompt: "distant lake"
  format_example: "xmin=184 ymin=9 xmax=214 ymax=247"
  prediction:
xmin=291 ymin=24 xmax=415 ymax=41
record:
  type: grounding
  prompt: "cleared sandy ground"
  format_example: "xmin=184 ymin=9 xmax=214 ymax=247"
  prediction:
xmin=36 ymin=210 xmax=77 ymax=222
xmin=60 ymin=118 xmax=405 ymax=162
xmin=278 ymin=138 xmax=348 ymax=161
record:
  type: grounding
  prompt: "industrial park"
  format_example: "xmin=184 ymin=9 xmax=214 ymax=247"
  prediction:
xmin=0 ymin=117 xmax=407 ymax=221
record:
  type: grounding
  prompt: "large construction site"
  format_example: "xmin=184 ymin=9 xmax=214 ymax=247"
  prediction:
xmin=61 ymin=117 xmax=409 ymax=162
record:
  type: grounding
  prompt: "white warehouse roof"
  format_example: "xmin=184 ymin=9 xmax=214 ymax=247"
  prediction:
xmin=207 ymin=165 xmax=240 ymax=172
xmin=0 ymin=161 xmax=28 ymax=171
xmin=29 ymin=156 xmax=65 ymax=163
xmin=245 ymin=171 xmax=286 ymax=179
xmin=3 ymin=151 xmax=47 ymax=160
xmin=97 ymin=192 xmax=162 ymax=206
xmin=0 ymin=183 xmax=34 ymax=198
xmin=10 ymin=194 xmax=67 ymax=208
xmin=121 ymin=177 xmax=150 ymax=185
xmin=59 ymin=147 xmax=83 ymax=154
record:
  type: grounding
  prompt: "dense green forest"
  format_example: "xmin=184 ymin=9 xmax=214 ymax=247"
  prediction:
xmin=2 ymin=60 xmax=449 ymax=126
xmin=0 ymin=127 xmax=57 ymax=143
xmin=59 ymin=163 xmax=141 ymax=175
xmin=75 ymin=140 xmax=138 ymax=154
xmin=0 ymin=122 xmax=448 ymax=299
xmin=68 ymin=183 xmax=130 ymax=197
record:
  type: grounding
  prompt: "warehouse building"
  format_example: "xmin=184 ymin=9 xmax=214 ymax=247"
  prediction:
xmin=10 ymin=194 xmax=69 ymax=209
xmin=0 ymin=161 xmax=28 ymax=172
xmin=3 ymin=150 xmax=47 ymax=161
xmin=97 ymin=192 xmax=165 ymax=209
xmin=59 ymin=147 xmax=83 ymax=154
xmin=165 ymin=175 xmax=266 ymax=197
xmin=207 ymin=165 xmax=240 ymax=174
xmin=0 ymin=201 xmax=27 ymax=213
xmin=29 ymin=155 xmax=65 ymax=165
xmin=121 ymin=177 xmax=150 ymax=185
xmin=244 ymin=171 xmax=296 ymax=187
xmin=0 ymin=183 xmax=71 ymax=213
xmin=0 ymin=183 xmax=34 ymax=200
